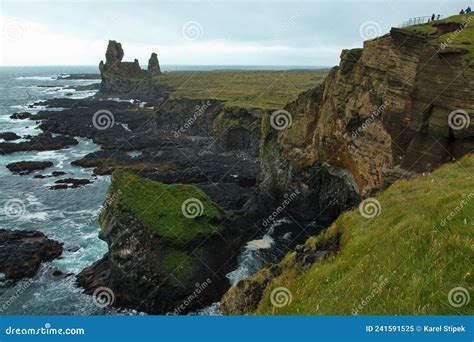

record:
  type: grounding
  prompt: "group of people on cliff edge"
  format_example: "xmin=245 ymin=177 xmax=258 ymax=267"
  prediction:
xmin=459 ymin=6 xmax=472 ymax=15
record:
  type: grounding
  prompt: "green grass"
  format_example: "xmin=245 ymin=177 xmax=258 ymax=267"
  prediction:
xmin=110 ymin=170 xmax=225 ymax=243
xmin=401 ymin=13 xmax=474 ymax=63
xmin=153 ymin=70 xmax=328 ymax=109
xmin=257 ymin=154 xmax=474 ymax=315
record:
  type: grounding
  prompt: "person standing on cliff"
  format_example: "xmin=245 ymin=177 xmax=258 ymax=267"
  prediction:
xmin=437 ymin=14 xmax=441 ymax=20
xmin=431 ymin=13 xmax=435 ymax=22
xmin=460 ymin=9 xmax=465 ymax=15
xmin=466 ymin=6 xmax=472 ymax=13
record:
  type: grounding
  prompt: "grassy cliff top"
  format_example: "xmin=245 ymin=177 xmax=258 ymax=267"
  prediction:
xmin=109 ymin=170 xmax=225 ymax=243
xmin=153 ymin=70 xmax=328 ymax=109
xmin=401 ymin=13 xmax=474 ymax=63
xmin=257 ymin=154 xmax=474 ymax=315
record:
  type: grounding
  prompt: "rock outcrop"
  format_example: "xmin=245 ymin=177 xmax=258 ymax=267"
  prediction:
xmin=6 ymin=161 xmax=53 ymax=175
xmin=148 ymin=53 xmax=161 ymax=76
xmin=221 ymin=22 xmax=474 ymax=315
xmin=0 ymin=229 xmax=63 ymax=282
xmin=98 ymin=40 xmax=164 ymax=100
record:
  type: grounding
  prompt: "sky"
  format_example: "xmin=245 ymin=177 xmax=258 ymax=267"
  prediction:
xmin=0 ymin=0 xmax=470 ymax=67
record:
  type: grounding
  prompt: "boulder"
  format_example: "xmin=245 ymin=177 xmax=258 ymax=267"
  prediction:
xmin=147 ymin=53 xmax=161 ymax=76
xmin=0 ymin=229 xmax=63 ymax=281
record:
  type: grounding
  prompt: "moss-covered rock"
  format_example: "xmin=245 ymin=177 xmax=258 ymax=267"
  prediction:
xmin=110 ymin=170 xmax=224 ymax=243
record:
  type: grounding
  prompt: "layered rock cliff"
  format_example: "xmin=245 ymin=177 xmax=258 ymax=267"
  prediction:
xmin=258 ymin=25 xmax=474 ymax=223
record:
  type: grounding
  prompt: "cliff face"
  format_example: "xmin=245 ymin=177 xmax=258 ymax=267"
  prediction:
xmin=260 ymin=28 xmax=473 ymax=222
xmin=98 ymin=40 xmax=165 ymax=100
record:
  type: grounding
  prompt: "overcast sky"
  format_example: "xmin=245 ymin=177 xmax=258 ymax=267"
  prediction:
xmin=0 ymin=0 xmax=469 ymax=66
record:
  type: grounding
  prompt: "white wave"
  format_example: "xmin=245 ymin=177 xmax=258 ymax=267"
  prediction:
xmin=15 ymin=76 xmax=55 ymax=81
xmin=18 ymin=211 xmax=49 ymax=222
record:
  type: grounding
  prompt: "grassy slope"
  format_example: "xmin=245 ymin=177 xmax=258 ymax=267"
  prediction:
xmin=402 ymin=13 xmax=474 ymax=63
xmin=110 ymin=170 xmax=225 ymax=243
xmin=257 ymin=155 xmax=474 ymax=315
xmin=153 ymin=70 xmax=328 ymax=109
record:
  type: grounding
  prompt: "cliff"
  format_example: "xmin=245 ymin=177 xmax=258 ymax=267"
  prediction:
xmin=221 ymin=153 xmax=474 ymax=315
xmin=258 ymin=15 xmax=474 ymax=223
xmin=98 ymin=40 xmax=165 ymax=100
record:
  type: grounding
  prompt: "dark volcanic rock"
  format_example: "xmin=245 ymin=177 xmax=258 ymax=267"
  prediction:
xmin=33 ymin=171 xmax=67 ymax=179
xmin=50 ymin=178 xmax=92 ymax=190
xmin=0 ymin=229 xmax=63 ymax=281
xmin=0 ymin=132 xmax=21 ymax=141
xmin=6 ymin=161 xmax=53 ymax=175
xmin=10 ymin=112 xmax=32 ymax=120
xmin=57 ymin=73 xmax=101 ymax=80
xmin=98 ymin=40 xmax=166 ymax=100
xmin=0 ymin=132 xmax=78 ymax=155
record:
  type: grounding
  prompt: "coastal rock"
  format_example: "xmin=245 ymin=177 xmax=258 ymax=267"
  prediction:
xmin=259 ymin=26 xmax=474 ymax=220
xmin=0 ymin=132 xmax=78 ymax=155
xmin=0 ymin=132 xmax=21 ymax=141
xmin=6 ymin=161 xmax=53 ymax=175
xmin=0 ymin=229 xmax=63 ymax=281
xmin=77 ymin=170 xmax=256 ymax=314
xmin=147 ymin=53 xmax=161 ymax=76
xmin=49 ymin=178 xmax=92 ymax=190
